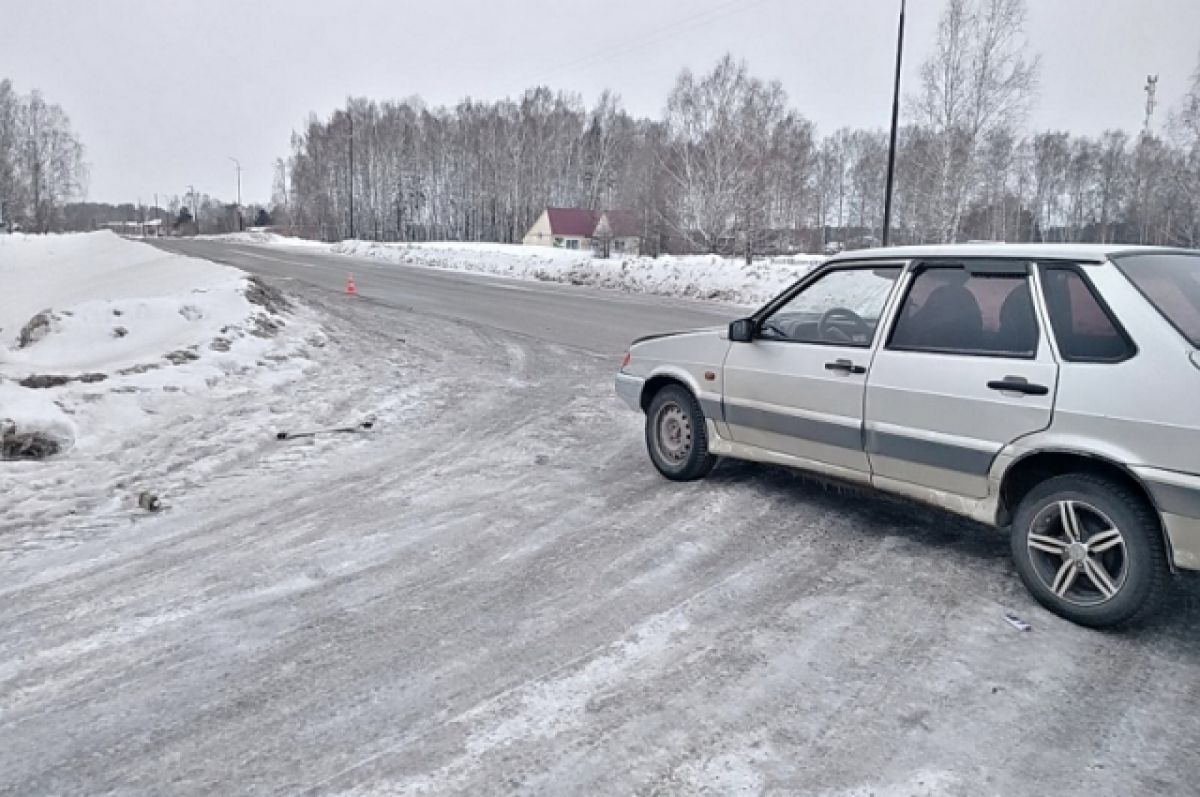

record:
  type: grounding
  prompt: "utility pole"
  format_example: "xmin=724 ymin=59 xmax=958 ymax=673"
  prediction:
xmin=187 ymin=184 xmax=198 ymax=234
xmin=881 ymin=0 xmax=906 ymax=247
xmin=1143 ymin=74 xmax=1159 ymax=133
xmin=229 ymin=157 xmax=243 ymax=231
xmin=347 ymin=107 xmax=355 ymax=240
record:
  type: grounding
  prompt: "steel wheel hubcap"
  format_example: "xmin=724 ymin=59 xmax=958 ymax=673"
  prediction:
xmin=654 ymin=402 xmax=692 ymax=464
xmin=1027 ymin=500 xmax=1128 ymax=606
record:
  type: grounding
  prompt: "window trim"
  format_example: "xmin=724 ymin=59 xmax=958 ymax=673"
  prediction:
xmin=1037 ymin=262 xmax=1138 ymax=364
xmin=753 ymin=263 xmax=905 ymax=349
xmin=884 ymin=261 xmax=1041 ymax=360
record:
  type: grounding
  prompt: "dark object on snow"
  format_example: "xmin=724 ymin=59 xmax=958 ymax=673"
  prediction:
xmin=113 ymin=326 xmax=128 ymax=338
xmin=1 ymin=422 xmax=62 ymax=460
xmin=1003 ymin=612 xmax=1032 ymax=632
xmin=137 ymin=491 xmax=162 ymax=512
xmin=250 ymin=314 xmax=282 ymax=338
xmin=244 ymin=276 xmax=292 ymax=314
xmin=276 ymin=419 xmax=375 ymax=441
xmin=17 ymin=310 xmax=54 ymax=348
xmin=19 ymin=373 xmax=107 ymax=389
xmin=118 ymin=362 xmax=160 ymax=376
xmin=164 ymin=349 xmax=200 ymax=365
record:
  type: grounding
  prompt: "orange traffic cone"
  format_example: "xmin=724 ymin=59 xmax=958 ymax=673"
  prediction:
xmin=346 ymin=273 xmax=357 ymax=296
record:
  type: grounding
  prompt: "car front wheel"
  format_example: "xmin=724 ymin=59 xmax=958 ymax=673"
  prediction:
xmin=1011 ymin=473 xmax=1169 ymax=628
xmin=644 ymin=384 xmax=716 ymax=481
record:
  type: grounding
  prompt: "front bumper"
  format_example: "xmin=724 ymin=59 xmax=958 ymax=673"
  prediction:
xmin=615 ymin=372 xmax=644 ymax=412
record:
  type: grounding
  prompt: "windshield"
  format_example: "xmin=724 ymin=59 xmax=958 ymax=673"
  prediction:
xmin=1112 ymin=253 xmax=1200 ymax=347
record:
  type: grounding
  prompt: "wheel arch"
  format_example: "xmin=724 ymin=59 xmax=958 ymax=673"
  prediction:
xmin=997 ymin=448 xmax=1174 ymax=570
xmin=639 ymin=367 xmax=703 ymax=413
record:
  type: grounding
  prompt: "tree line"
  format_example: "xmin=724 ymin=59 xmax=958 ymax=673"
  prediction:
xmin=275 ymin=0 xmax=1200 ymax=254
xmin=0 ymin=79 xmax=86 ymax=232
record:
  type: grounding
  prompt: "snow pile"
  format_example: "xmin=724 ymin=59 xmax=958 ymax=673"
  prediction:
xmin=0 ymin=231 xmax=312 ymax=460
xmin=331 ymin=240 xmax=824 ymax=305
xmin=196 ymin=230 xmax=328 ymax=247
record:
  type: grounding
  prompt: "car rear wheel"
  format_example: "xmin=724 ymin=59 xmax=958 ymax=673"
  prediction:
xmin=645 ymin=384 xmax=716 ymax=481
xmin=1011 ymin=473 xmax=1169 ymax=628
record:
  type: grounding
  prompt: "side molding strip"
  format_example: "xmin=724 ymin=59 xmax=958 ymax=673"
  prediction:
xmin=1145 ymin=480 xmax=1200 ymax=519
xmin=698 ymin=396 xmax=724 ymax=421
xmin=865 ymin=429 xmax=995 ymax=476
xmin=724 ymin=403 xmax=862 ymax=450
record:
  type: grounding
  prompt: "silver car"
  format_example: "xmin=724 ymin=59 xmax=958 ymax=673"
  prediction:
xmin=616 ymin=244 xmax=1200 ymax=627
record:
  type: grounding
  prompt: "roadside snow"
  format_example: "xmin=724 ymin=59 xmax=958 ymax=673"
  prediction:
xmin=0 ymin=231 xmax=319 ymax=519
xmin=205 ymin=233 xmax=825 ymax=305
xmin=196 ymin=231 xmax=328 ymax=247
xmin=334 ymin=241 xmax=823 ymax=305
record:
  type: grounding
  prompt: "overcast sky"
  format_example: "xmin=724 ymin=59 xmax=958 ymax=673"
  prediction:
xmin=3 ymin=0 xmax=1198 ymax=205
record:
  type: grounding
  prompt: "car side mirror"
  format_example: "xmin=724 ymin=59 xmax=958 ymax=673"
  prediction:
xmin=729 ymin=318 xmax=755 ymax=343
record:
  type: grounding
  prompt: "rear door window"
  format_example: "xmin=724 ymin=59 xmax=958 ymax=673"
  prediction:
xmin=1112 ymin=253 xmax=1200 ymax=347
xmin=1039 ymin=266 xmax=1135 ymax=362
xmin=888 ymin=266 xmax=1039 ymax=357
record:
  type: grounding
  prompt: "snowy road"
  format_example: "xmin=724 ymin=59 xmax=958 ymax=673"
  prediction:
xmin=4 ymin=242 xmax=1200 ymax=796
xmin=152 ymin=239 xmax=741 ymax=355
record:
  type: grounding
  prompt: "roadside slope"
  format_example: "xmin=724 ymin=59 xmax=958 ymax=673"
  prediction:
xmin=0 ymin=232 xmax=327 ymax=540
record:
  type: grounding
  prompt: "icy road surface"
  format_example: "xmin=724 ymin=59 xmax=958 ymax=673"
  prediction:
xmin=3 ymin=242 xmax=1199 ymax=796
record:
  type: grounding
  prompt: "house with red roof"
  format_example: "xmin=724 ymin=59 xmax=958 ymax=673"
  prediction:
xmin=522 ymin=207 xmax=642 ymax=256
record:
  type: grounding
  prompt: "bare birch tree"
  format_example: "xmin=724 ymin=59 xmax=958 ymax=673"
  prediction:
xmin=914 ymin=0 xmax=1039 ymax=242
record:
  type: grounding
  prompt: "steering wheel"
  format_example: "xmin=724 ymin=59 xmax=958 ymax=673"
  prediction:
xmin=818 ymin=307 xmax=870 ymax=344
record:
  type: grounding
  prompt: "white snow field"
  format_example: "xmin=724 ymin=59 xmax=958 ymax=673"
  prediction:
xmin=202 ymin=232 xmax=824 ymax=305
xmin=0 ymin=231 xmax=335 ymax=538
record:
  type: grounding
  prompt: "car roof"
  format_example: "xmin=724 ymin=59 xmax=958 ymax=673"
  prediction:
xmin=824 ymin=243 xmax=1199 ymax=264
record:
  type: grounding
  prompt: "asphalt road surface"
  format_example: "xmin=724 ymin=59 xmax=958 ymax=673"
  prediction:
xmin=152 ymin=239 xmax=741 ymax=355
xmin=4 ymin=240 xmax=1199 ymax=796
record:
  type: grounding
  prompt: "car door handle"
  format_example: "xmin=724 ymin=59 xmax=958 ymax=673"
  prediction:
xmin=987 ymin=377 xmax=1049 ymax=396
xmin=825 ymin=358 xmax=866 ymax=375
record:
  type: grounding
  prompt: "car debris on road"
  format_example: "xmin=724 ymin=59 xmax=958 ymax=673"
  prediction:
xmin=275 ymin=418 xmax=375 ymax=441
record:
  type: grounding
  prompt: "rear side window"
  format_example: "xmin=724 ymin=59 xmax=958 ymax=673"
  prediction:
xmin=1112 ymin=254 xmax=1200 ymax=347
xmin=1039 ymin=267 xmax=1135 ymax=362
xmin=888 ymin=267 xmax=1038 ymax=357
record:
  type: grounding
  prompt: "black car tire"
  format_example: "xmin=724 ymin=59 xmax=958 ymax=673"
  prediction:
xmin=645 ymin=384 xmax=717 ymax=481
xmin=1011 ymin=473 xmax=1169 ymax=628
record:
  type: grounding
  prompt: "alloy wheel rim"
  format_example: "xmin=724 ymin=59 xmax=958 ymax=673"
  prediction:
xmin=1027 ymin=500 xmax=1128 ymax=607
xmin=654 ymin=402 xmax=692 ymax=464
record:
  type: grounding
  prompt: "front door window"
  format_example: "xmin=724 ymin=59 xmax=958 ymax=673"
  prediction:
xmin=760 ymin=267 xmax=902 ymax=346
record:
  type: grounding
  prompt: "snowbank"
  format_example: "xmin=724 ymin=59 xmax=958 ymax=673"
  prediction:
xmin=331 ymin=241 xmax=824 ymax=305
xmin=0 ymin=231 xmax=313 ymax=459
xmin=196 ymin=230 xmax=328 ymax=248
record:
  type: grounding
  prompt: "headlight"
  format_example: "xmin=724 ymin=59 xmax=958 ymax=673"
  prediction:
xmin=620 ymin=351 xmax=632 ymax=370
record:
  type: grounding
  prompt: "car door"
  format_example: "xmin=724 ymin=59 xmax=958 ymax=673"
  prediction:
xmin=864 ymin=260 xmax=1058 ymax=499
xmin=722 ymin=264 xmax=904 ymax=479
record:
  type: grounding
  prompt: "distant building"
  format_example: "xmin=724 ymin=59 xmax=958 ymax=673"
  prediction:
xmin=592 ymin=210 xmax=642 ymax=257
xmin=522 ymin=207 xmax=642 ymax=256
xmin=99 ymin=218 xmax=163 ymax=237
